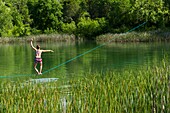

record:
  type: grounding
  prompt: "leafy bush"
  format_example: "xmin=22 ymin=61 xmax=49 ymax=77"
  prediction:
xmin=0 ymin=1 xmax=13 ymax=37
xmin=77 ymin=17 xmax=107 ymax=40
xmin=28 ymin=0 xmax=63 ymax=32
xmin=61 ymin=21 xmax=77 ymax=34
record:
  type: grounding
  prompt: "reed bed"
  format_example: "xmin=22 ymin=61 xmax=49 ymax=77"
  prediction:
xmin=0 ymin=34 xmax=76 ymax=43
xmin=0 ymin=80 xmax=67 ymax=112
xmin=68 ymin=63 xmax=170 ymax=113
xmin=1 ymin=30 xmax=170 ymax=43
xmin=0 ymin=61 xmax=170 ymax=113
xmin=96 ymin=30 xmax=170 ymax=42
xmin=26 ymin=34 xmax=76 ymax=42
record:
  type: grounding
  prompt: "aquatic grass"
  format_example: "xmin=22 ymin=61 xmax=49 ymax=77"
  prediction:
xmin=0 ymin=34 xmax=77 ymax=44
xmin=0 ymin=37 xmax=25 ymax=43
xmin=67 ymin=61 xmax=170 ymax=113
xmin=96 ymin=30 xmax=170 ymax=42
xmin=0 ymin=60 xmax=170 ymax=112
xmin=1 ymin=29 xmax=170 ymax=44
xmin=0 ymin=79 xmax=65 ymax=112
xmin=27 ymin=34 xmax=76 ymax=42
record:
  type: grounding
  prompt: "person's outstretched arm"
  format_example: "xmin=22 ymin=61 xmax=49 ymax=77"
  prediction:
xmin=30 ymin=39 xmax=37 ymax=51
xmin=42 ymin=50 xmax=54 ymax=52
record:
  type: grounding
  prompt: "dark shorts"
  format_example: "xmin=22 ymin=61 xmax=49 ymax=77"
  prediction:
xmin=35 ymin=58 xmax=42 ymax=63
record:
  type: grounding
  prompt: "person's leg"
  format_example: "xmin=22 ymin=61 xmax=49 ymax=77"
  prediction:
xmin=34 ymin=62 xmax=39 ymax=74
xmin=39 ymin=62 xmax=43 ymax=74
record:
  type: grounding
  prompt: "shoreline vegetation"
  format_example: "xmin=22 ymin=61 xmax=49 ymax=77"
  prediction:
xmin=96 ymin=30 xmax=170 ymax=42
xmin=1 ymin=30 xmax=170 ymax=43
xmin=0 ymin=34 xmax=77 ymax=43
xmin=1 ymin=0 xmax=170 ymax=40
xmin=0 ymin=60 xmax=169 ymax=112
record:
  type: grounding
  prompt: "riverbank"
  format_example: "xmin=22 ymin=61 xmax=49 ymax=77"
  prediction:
xmin=96 ymin=30 xmax=170 ymax=42
xmin=1 ymin=30 xmax=170 ymax=43
xmin=0 ymin=34 xmax=76 ymax=43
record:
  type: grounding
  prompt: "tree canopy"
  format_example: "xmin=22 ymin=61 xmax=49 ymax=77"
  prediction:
xmin=0 ymin=0 xmax=170 ymax=39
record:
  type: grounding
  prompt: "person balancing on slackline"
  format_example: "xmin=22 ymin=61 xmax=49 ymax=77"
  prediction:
xmin=30 ymin=39 xmax=54 ymax=75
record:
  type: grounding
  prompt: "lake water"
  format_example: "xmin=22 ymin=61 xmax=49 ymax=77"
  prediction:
xmin=0 ymin=41 xmax=170 ymax=81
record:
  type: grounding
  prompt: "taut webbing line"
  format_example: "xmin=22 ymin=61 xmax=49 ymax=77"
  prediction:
xmin=42 ymin=43 xmax=106 ymax=74
xmin=0 ymin=22 xmax=147 ymax=78
xmin=43 ymin=22 xmax=147 ymax=74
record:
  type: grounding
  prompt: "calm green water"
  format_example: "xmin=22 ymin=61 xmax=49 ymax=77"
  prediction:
xmin=0 ymin=41 xmax=169 ymax=80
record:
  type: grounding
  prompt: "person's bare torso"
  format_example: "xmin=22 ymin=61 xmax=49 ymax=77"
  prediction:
xmin=36 ymin=50 xmax=42 ymax=58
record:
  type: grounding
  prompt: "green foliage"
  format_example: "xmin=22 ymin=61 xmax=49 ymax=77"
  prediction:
xmin=0 ymin=1 xmax=13 ymax=37
xmin=61 ymin=21 xmax=77 ymax=34
xmin=28 ymin=0 xmax=63 ymax=32
xmin=77 ymin=17 xmax=107 ymax=39
xmin=107 ymin=0 xmax=132 ymax=29
xmin=129 ymin=0 xmax=169 ymax=27
xmin=61 ymin=0 xmax=82 ymax=23
xmin=0 ymin=0 xmax=170 ymax=39
xmin=6 ymin=0 xmax=32 ymax=36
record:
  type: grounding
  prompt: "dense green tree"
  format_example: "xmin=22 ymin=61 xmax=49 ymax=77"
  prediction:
xmin=28 ymin=0 xmax=63 ymax=33
xmin=0 ymin=0 xmax=13 ymax=36
xmin=107 ymin=0 xmax=132 ymax=32
xmin=0 ymin=0 xmax=170 ymax=38
xmin=61 ymin=0 xmax=83 ymax=23
xmin=4 ymin=0 xmax=32 ymax=36
xmin=61 ymin=21 xmax=77 ymax=34
xmin=85 ymin=0 xmax=112 ymax=19
xmin=77 ymin=17 xmax=107 ymax=39
xmin=129 ymin=0 xmax=169 ymax=28
xmin=163 ymin=0 xmax=170 ymax=26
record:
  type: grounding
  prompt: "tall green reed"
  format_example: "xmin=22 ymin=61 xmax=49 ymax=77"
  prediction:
xmin=0 ymin=80 xmax=65 ymax=113
xmin=0 ymin=60 xmax=169 ymax=113
xmin=68 ymin=61 xmax=170 ymax=113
